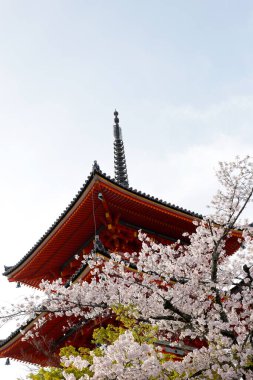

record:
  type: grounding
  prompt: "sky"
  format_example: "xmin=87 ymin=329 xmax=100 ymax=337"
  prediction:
xmin=1 ymin=0 xmax=253 ymax=378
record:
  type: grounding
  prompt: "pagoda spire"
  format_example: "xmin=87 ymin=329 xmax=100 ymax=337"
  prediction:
xmin=113 ymin=110 xmax=129 ymax=187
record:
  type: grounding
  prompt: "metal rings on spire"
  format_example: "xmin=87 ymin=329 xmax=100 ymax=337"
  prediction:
xmin=113 ymin=110 xmax=129 ymax=187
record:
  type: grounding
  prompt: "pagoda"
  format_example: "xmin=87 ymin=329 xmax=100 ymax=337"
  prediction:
xmin=0 ymin=111 xmax=241 ymax=366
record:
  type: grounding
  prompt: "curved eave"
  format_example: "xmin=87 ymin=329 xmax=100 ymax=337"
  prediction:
xmin=0 ymin=264 xmax=92 ymax=364
xmin=3 ymin=169 xmax=96 ymax=278
xmin=3 ymin=169 xmax=202 ymax=281
xmin=0 ymin=260 xmax=98 ymax=365
xmin=0 ymin=312 xmax=47 ymax=363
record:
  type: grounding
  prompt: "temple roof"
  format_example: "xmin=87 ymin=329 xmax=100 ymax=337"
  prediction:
xmin=3 ymin=163 xmax=203 ymax=285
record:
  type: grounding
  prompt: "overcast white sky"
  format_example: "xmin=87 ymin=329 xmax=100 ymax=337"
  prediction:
xmin=1 ymin=1 xmax=253 ymax=378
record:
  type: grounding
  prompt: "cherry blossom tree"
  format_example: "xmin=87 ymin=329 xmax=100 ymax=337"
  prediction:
xmin=2 ymin=156 xmax=253 ymax=379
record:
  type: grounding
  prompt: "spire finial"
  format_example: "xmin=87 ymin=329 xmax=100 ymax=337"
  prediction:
xmin=113 ymin=110 xmax=129 ymax=187
xmin=113 ymin=109 xmax=122 ymax=140
xmin=114 ymin=109 xmax=119 ymax=125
